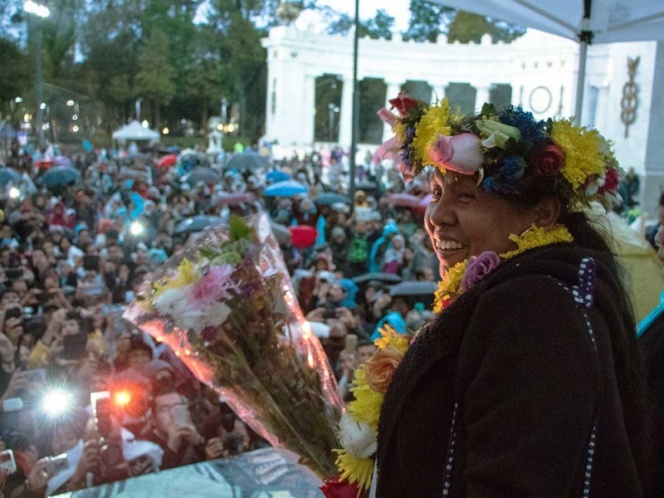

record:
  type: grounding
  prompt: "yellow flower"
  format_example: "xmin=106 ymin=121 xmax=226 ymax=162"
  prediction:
xmin=411 ymin=99 xmax=452 ymax=166
xmin=153 ymin=258 xmax=200 ymax=297
xmin=433 ymin=260 xmax=468 ymax=313
xmin=500 ymin=224 xmax=574 ymax=260
xmin=334 ymin=449 xmax=375 ymax=491
xmin=374 ymin=324 xmax=409 ymax=353
xmin=551 ymin=119 xmax=605 ymax=190
xmin=348 ymin=369 xmax=383 ymax=431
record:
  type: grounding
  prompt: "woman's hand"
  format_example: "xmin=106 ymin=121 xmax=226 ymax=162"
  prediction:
xmin=204 ymin=437 xmax=224 ymax=460
xmin=1 ymin=370 xmax=28 ymax=400
xmin=336 ymin=307 xmax=357 ymax=330
xmin=24 ymin=457 xmax=52 ymax=494
xmin=305 ymin=308 xmax=326 ymax=323
xmin=70 ymin=440 xmax=101 ymax=488
xmin=0 ymin=333 xmax=15 ymax=365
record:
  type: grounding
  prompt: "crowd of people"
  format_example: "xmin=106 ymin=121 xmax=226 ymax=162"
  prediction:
xmin=0 ymin=142 xmax=437 ymax=496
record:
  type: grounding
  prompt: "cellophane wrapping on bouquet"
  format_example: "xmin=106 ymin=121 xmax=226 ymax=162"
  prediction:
xmin=123 ymin=213 xmax=343 ymax=480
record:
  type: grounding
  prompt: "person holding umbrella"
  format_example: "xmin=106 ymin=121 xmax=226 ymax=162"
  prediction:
xmin=371 ymin=97 xmax=647 ymax=496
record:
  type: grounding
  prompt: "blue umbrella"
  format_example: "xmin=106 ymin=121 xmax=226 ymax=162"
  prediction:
xmin=0 ymin=167 xmax=21 ymax=186
xmin=266 ymin=170 xmax=291 ymax=183
xmin=39 ymin=166 xmax=80 ymax=187
xmin=264 ymin=180 xmax=308 ymax=198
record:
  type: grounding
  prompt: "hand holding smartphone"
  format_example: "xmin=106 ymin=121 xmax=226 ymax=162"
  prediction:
xmin=0 ymin=450 xmax=17 ymax=474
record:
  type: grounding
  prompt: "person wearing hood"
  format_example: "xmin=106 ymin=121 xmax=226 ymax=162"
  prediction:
xmin=368 ymin=220 xmax=400 ymax=273
xmin=372 ymin=100 xmax=647 ymax=496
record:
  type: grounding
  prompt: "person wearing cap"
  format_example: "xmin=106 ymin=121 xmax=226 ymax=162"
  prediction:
xmin=372 ymin=97 xmax=647 ymax=496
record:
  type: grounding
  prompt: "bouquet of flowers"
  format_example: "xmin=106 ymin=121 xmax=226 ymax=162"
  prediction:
xmin=124 ymin=213 xmax=343 ymax=480
xmin=332 ymin=325 xmax=412 ymax=496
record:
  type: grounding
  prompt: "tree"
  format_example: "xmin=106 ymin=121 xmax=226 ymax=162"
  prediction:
xmin=404 ymin=1 xmax=525 ymax=44
xmin=0 ymin=38 xmax=30 ymax=107
xmin=403 ymin=0 xmax=454 ymax=42
xmin=135 ymin=28 xmax=176 ymax=126
xmin=326 ymin=9 xmax=395 ymax=40
xmin=448 ymin=11 xmax=526 ymax=43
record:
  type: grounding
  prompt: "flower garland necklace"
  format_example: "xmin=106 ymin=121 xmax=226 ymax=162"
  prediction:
xmin=332 ymin=223 xmax=574 ymax=496
xmin=434 ymin=224 xmax=574 ymax=312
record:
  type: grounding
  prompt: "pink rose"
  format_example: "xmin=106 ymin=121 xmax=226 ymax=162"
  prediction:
xmin=460 ymin=251 xmax=501 ymax=292
xmin=533 ymin=144 xmax=565 ymax=176
xmin=429 ymin=133 xmax=484 ymax=175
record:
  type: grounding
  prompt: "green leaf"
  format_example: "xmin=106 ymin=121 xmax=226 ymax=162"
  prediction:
xmin=199 ymin=247 xmax=220 ymax=260
xmin=229 ymin=215 xmax=252 ymax=242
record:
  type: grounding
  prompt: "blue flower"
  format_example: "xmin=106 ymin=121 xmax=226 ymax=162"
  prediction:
xmin=498 ymin=106 xmax=547 ymax=144
xmin=500 ymin=155 xmax=527 ymax=183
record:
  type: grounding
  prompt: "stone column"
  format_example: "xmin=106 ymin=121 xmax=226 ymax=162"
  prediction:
xmin=339 ymin=76 xmax=354 ymax=149
xmin=382 ymin=80 xmax=402 ymax=142
xmin=302 ymin=74 xmax=316 ymax=145
xmin=431 ymin=82 xmax=449 ymax=104
xmin=474 ymin=83 xmax=492 ymax=111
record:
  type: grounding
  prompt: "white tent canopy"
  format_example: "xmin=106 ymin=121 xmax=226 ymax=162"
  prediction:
xmin=112 ymin=120 xmax=160 ymax=143
xmin=430 ymin=0 xmax=664 ymax=119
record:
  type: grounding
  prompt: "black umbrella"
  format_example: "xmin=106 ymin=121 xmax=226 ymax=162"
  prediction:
xmin=315 ymin=193 xmax=352 ymax=206
xmin=226 ymin=151 xmax=269 ymax=172
xmin=184 ymin=167 xmax=221 ymax=186
xmin=174 ymin=216 xmax=224 ymax=234
xmin=0 ymin=167 xmax=21 ymax=186
xmin=352 ymin=272 xmax=403 ymax=285
xmin=389 ymin=280 xmax=438 ymax=309
xmin=355 ymin=181 xmax=380 ymax=192
xmin=39 ymin=166 xmax=81 ymax=187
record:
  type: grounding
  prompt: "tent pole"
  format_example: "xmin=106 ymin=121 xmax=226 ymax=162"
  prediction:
xmin=574 ymin=40 xmax=588 ymax=124
xmin=575 ymin=0 xmax=594 ymax=124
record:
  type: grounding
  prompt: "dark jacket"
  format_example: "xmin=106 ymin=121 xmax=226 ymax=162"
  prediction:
xmin=376 ymin=245 xmax=647 ymax=497
xmin=638 ymin=312 xmax=664 ymax=498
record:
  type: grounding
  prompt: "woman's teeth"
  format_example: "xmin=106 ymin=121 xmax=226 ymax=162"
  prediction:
xmin=437 ymin=240 xmax=463 ymax=250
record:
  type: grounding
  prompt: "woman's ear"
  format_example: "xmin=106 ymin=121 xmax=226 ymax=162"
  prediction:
xmin=533 ymin=196 xmax=561 ymax=229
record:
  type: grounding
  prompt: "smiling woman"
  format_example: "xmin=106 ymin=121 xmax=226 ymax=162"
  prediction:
xmin=363 ymin=95 xmax=649 ymax=497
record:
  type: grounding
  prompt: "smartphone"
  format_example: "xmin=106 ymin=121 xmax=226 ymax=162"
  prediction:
xmin=91 ymin=391 xmax=114 ymax=440
xmin=62 ymin=333 xmax=88 ymax=360
xmin=83 ymin=255 xmax=100 ymax=272
xmin=0 ymin=449 xmax=17 ymax=474
xmin=344 ymin=334 xmax=358 ymax=355
xmin=172 ymin=404 xmax=190 ymax=425
xmin=45 ymin=454 xmax=68 ymax=475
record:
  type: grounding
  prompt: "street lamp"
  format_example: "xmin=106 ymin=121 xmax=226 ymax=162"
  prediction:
xmin=24 ymin=0 xmax=49 ymax=151
xmin=328 ymin=103 xmax=339 ymax=143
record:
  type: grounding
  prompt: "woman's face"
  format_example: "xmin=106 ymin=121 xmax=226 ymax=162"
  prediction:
xmin=425 ymin=170 xmax=537 ymax=275
xmin=655 ymin=226 xmax=664 ymax=263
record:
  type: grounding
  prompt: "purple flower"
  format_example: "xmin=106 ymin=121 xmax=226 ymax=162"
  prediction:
xmin=460 ymin=251 xmax=501 ymax=292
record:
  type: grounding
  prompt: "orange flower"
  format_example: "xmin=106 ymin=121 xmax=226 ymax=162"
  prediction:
xmin=364 ymin=345 xmax=404 ymax=394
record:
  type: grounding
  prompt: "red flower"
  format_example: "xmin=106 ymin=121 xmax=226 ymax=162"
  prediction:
xmin=532 ymin=143 xmax=565 ymax=176
xmin=389 ymin=93 xmax=418 ymax=116
xmin=320 ymin=477 xmax=360 ymax=498
xmin=602 ymin=168 xmax=619 ymax=192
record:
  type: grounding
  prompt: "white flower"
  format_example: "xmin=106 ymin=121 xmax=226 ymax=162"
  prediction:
xmin=338 ymin=412 xmax=377 ymax=458
xmin=154 ymin=288 xmax=188 ymax=315
xmin=202 ymin=302 xmax=232 ymax=329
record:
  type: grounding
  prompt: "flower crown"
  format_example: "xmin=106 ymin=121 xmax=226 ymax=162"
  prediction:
xmin=376 ymin=94 xmax=621 ymax=208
